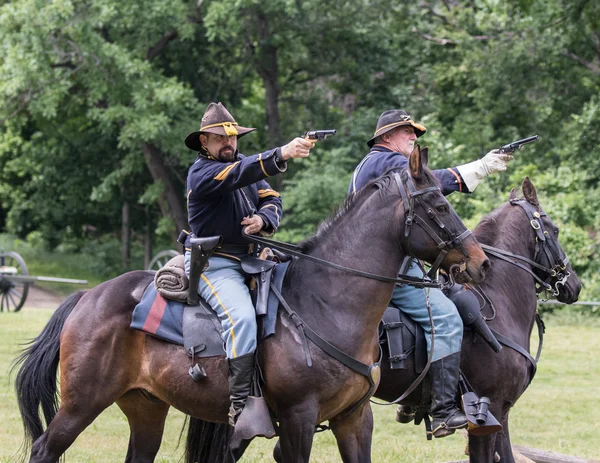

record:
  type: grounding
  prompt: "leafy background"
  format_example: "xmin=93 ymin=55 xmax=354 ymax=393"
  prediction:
xmin=1 ymin=0 xmax=599 ymax=308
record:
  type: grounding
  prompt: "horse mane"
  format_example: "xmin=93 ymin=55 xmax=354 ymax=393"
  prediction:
xmin=474 ymin=202 xmax=523 ymax=249
xmin=299 ymin=173 xmax=397 ymax=253
xmin=299 ymin=165 xmax=439 ymax=253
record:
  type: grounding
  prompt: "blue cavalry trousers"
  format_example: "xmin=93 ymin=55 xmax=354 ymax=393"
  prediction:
xmin=184 ymin=253 xmax=257 ymax=359
xmin=391 ymin=260 xmax=463 ymax=361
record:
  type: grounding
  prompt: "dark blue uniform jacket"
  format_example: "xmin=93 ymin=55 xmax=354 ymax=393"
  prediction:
xmin=187 ymin=148 xmax=285 ymax=246
xmin=348 ymin=146 xmax=469 ymax=196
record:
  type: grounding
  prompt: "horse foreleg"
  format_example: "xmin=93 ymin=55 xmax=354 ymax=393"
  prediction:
xmin=493 ymin=416 xmax=516 ymax=463
xmin=273 ymin=439 xmax=282 ymax=463
xmin=467 ymin=433 xmax=498 ymax=463
xmin=277 ymin=404 xmax=319 ymax=463
xmin=329 ymin=404 xmax=374 ymax=463
xmin=117 ymin=389 xmax=170 ymax=463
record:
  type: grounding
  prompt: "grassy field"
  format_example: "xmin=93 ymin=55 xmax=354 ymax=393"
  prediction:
xmin=1 ymin=309 xmax=599 ymax=462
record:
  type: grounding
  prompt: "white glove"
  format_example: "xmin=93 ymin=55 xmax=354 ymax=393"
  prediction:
xmin=455 ymin=149 xmax=513 ymax=192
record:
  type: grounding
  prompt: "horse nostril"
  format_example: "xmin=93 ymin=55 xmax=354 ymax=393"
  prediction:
xmin=481 ymin=258 xmax=491 ymax=275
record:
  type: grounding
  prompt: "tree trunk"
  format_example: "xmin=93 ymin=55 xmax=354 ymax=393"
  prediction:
xmin=144 ymin=208 xmax=152 ymax=270
xmin=141 ymin=142 xmax=187 ymax=242
xmin=255 ymin=13 xmax=284 ymax=190
xmin=121 ymin=201 xmax=131 ymax=268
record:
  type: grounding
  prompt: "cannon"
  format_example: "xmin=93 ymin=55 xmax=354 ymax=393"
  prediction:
xmin=0 ymin=250 xmax=88 ymax=312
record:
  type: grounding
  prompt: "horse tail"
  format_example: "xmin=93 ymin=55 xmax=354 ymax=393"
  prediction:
xmin=184 ymin=416 xmax=232 ymax=463
xmin=11 ymin=290 xmax=87 ymax=451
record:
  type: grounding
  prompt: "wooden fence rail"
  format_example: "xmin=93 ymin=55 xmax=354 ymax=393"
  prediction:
xmin=443 ymin=444 xmax=599 ymax=463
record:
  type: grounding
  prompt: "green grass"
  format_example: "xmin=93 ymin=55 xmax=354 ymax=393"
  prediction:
xmin=1 ymin=309 xmax=599 ymax=462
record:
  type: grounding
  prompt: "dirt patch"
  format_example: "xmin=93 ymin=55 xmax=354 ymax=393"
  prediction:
xmin=22 ymin=285 xmax=65 ymax=310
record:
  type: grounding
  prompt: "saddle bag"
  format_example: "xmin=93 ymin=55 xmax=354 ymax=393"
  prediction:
xmin=240 ymin=253 xmax=278 ymax=316
xmin=187 ymin=235 xmax=222 ymax=305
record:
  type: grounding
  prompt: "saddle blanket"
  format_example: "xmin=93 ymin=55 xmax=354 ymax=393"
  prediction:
xmin=131 ymin=284 xmax=186 ymax=345
xmin=130 ymin=260 xmax=292 ymax=347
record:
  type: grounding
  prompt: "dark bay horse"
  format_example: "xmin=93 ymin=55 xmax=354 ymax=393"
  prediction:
xmin=374 ymin=178 xmax=582 ymax=463
xmin=13 ymin=146 xmax=490 ymax=463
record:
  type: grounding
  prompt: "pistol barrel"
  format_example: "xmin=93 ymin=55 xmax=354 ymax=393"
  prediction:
xmin=304 ymin=129 xmax=337 ymax=140
xmin=500 ymin=135 xmax=539 ymax=153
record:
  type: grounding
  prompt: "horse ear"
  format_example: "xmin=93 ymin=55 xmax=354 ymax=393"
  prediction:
xmin=509 ymin=188 xmax=518 ymax=201
xmin=522 ymin=177 xmax=539 ymax=206
xmin=409 ymin=144 xmax=423 ymax=178
xmin=420 ymin=146 xmax=429 ymax=170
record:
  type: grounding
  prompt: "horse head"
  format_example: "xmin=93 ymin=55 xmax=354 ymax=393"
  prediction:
xmin=397 ymin=145 xmax=490 ymax=284
xmin=508 ymin=177 xmax=582 ymax=303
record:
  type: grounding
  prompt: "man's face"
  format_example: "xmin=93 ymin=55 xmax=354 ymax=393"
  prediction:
xmin=385 ymin=126 xmax=417 ymax=157
xmin=200 ymin=133 xmax=238 ymax=162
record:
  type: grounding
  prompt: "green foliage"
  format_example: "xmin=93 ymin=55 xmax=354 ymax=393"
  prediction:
xmin=277 ymin=148 xmax=352 ymax=242
xmin=0 ymin=0 xmax=599 ymax=308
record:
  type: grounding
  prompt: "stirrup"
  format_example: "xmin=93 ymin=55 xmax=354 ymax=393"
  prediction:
xmin=232 ymin=397 xmax=276 ymax=440
xmin=396 ymin=405 xmax=415 ymax=424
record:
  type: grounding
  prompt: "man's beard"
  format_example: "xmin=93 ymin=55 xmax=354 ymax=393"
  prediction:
xmin=217 ymin=147 xmax=236 ymax=162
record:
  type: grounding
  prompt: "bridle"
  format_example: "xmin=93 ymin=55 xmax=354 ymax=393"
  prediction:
xmin=243 ymin=169 xmax=476 ymax=417
xmin=244 ymin=170 xmax=473 ymax=289
xmin=480 ymin=198 xmax=571 ymax=297
xmin=394 ymin=171 xmax=472 ymax=281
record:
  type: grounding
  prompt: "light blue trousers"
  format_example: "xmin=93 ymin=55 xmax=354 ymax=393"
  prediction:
xmin=184 ymin=253 xmax=257 ymax=359
xmin=392 ymin=260 xmax=463 ymax=361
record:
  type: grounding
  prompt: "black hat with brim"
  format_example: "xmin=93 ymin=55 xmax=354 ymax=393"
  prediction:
xmin=367 ymin=109 xmax=426 ymax=147
xmin=185 ymin=102 xmax=256 ymax=151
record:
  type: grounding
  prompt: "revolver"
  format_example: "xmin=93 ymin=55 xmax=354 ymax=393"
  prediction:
xmin=303 ymin=129 xmax=337 ymax=141
xmin=499 ymin=135 xmax=539 ymax=153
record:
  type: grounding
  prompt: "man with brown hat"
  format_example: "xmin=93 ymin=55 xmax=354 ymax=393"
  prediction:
xmin=349 ymin=109 xmax=513 ymax=438
xmin=184 ymin=102 xmax=313 ymax=427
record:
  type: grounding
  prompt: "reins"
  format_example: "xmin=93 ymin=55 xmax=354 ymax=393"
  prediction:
xmin=243 ymin=170 xmax=473 ymax=418
xmin=468 ymin=198 xmax=570 ymax=383
xmin=243 ymin=232 xmax=441 ymax=288
xmin=479 ymin=199 xmax=571 ymax=296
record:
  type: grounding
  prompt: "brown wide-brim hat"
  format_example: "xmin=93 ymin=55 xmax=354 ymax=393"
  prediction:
xmin=367 ymin=109 xmax=427 ymax=147
xmin=185 ymin=102 xmax=256 ymax=151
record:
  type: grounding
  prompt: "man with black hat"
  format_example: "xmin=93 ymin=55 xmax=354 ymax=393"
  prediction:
xmin=184 ymin=102 xmax=313 ymax=427
xmin=349 ymin=109 xmax=512 ymax=438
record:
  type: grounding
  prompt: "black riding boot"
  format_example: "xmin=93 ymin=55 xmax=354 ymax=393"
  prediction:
xmin=228 ymin=353 xmax=255 ymax=427
xmin=429 ymin=352 xmax=467 ymax=438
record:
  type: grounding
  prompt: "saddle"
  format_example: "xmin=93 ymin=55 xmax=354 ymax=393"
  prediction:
xmin=132 ymin=236 xmax=289 ymax=379
xmin=380 ymin=283 xmax=503 ymax=438
xmin=130 ymin=236 xmax=285 ymax=441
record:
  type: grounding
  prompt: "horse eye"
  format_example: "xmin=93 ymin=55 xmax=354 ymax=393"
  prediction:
xmin=554 ymin=228 xmax=559 ymax=236
xmin=436 ymin=205 xmax=448 ymax=213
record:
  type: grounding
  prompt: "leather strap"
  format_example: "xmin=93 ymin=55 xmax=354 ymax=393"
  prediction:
xmin=216 ymin=243 xmax=252 ymax=254
xmin=269 ymin=281 xmax=382 ymax=420
xmin=244 ymin=232 xmax=442 ymax=289
xmin=269 ymin=282 xmax=380 ymax=382
xmin=489 ymin=312 xmax=545 ymax=385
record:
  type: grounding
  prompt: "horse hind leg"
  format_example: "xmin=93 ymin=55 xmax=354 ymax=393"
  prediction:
xmin=329 ymin=404 xmax=374 ymax=463
xmin=29 ymin=361 xmax=133 ymax=462
xmin=117 ymin=389 xmax=170 ymax=463
xmin=29 ymin=395 xmax=118 ymax=463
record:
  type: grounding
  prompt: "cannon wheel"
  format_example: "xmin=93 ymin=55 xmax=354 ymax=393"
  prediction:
xmin=0 ymin=251 xmax=29 ymax=312
xmin=146 ymin=249 xmax=180 ymax=271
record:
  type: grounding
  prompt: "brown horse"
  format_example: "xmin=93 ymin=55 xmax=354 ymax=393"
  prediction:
xmin=374 ymin=178 xmax=582 ymax=463
xmin=13 ymin=146 xmax=490 ymax=463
